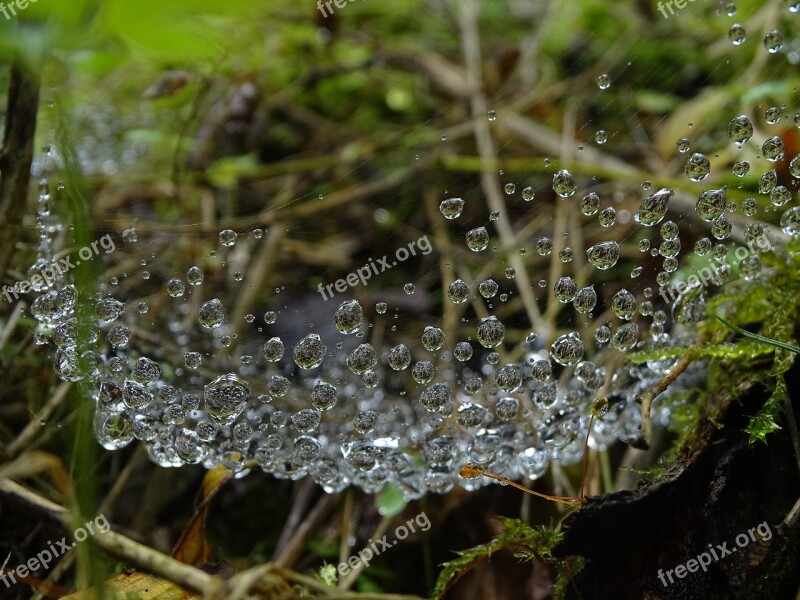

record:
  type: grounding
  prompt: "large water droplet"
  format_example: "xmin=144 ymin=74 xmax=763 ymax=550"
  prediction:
xmin=466 ymin=227 xmax=490 ymax=251
xmin=346 ymin=343 xmax=378 ymax=374
xmin=763 ymin=29 xmax=784 ymax=53
xmin=198 ymin=299 xmax=225 ymax=328
xmin=476 ymin=316 xmax=505 ymax=348
xmin=293 ymin=333 xmax=327 ymax=369
xmin=635 ymin=188 xmax=673 ymax=226
xmin=696 ymin=188 xmax=726 ymax=221
xmin=204 ymin=373 xmax=250 ymax=426
xmin=554 ymin=276 xmax=578 ymax=302
xmin=685 ymin=153 xmax=710 ymax=181
xmin=447 ymin=279 xmax=470 ymax=303
xmin=586 ymin=241 xmax=621 ymax=270
xmin=612 ymin=289 xmax=637 ymax=320
xmin=334 ymin=300 xmax=363 ymax=334
xmin=439 ymin=197 xmax=465 ymax=219
xmin=388 ymin=344 xmax=412 ymax=370
xmin=553 ymin=169 xmax=576 ymax=197
xmin=550 ymin=332 xmax=584 ymax=366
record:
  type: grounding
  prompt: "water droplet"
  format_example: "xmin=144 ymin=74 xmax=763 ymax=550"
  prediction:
xmin=412 ymin=360 xmax=434 ymax=384
xmin=610 ymin=322 xmax=639 ymax=351
xmin=554 ymin=276 xmax=578 ymax=302
xmin=770 ymin=185 xmax=791 ymax=207
xmin=763 ymin=29 xmax=784 ymax=53
xmin=466 ymin=227 xmax=490 ymax=251
xmin=553 ymin=169 xmax=576 ymax=197
xmin=595 ymin=130 xmax=608 ymax=144
xmin=550 ymin=332 xmax=584 ymax=366
xmin=579 ymin=192 xmax=600 ymax=216
xmin=789 ymin=156 xmax=800 ymax=178
xmin=742 ymin=198 xmax=757 ymax=216
xmin=447 ymin=279 xmax=470 ymax=303
xmin=334 ymin=300 xmax=364 ymax=334
xmin=732 ymin=160 xmax=750 ymax=177
xmin=660 ymin=220 xmax=679 ymax=240
xmin=762 ymin=136 xmax=785 ymax=161
xmin=184 ymin=351 xmax=202 ymax=370
xmin=536 ymin=237 xmax=553 ymax=255
xmin=521 ymin=186 xmax=535 ymax=201
xmin=764 ymin=107 xmax=781 ymax=124
xmin=421 ymin=326 xmax=445 ymax=351
xmin=729 ymin=23 xmax=746 ymax=45
xmin=780 ymin=206 xmax=800 ymax=235
xmin=263 ymin=337 xmax=285 ymax=362
xmin=696 ymin=188 xmax=726 ymax=221
xmin=495 ymin=397 xmax=519 ymax=420
xmin=219 ymin=229 xmax=238 ymax=247
xmin=659 ymin=238 xmax=681 ymax=257
xmin=598 ymin=207 xmax=616 ymax=227
xmin=635 ymin=188 xmax=673 ymax=226
xmin=293 ymin=333 xmax=327 ymax=369
xmin=198 ymin=298 xmax=225 ymax=328
xmin=204 ymin=373 xmax=250 ymax=426
xmin=586 ymin=241 xmax=620 ymax=270
xmin=711 ymin=216 xmax=732 ymax=240
xmin=440 ymin=197 xmax=465 ymax=219
xmin=596 ymin=73 xmax=611 ymax=89
xmin=573 ymin=286 xmax=597 ymax=313
xmin=166 ymin=278 xmax=185 ymax=297
xmin=346 ymin=343 xmax=378 ymax=374
xmin=311 ymin=381 xmax=337 ymax=410
xmin=420 ymin=383 xmax=450 ymax=412
xmin=612 ymin=289 xmax=637 ymax=320
xmin=353 ymin=410 xmax=378 ymax=433
xmin=187 ymin=266 xmax=204 ymax=285
xmin=728 ymin=115 xmax=753 ymax=144
xmin=504 ymin=183 xmax=516 ymax=195
xmin=477 ymin=316 xmax=505 ymax=348
xmin=95 ymin=299 xmax=125 ymax=325
xmin=685 ymin=152 xmax=711 ymax=181
xmin=487 ymin=110 xmax=497 ymax=121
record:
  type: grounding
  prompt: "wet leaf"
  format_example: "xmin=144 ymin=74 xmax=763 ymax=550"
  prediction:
xmin=171 ymin=465 xmax=232 ymax=565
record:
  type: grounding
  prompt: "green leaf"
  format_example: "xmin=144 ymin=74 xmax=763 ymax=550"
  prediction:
xmin=433 ymin=518 xmax=563 ymax=598
xmin=375 ymin=484 xmax=406 ymax=518
xmin=713 ymin=314 xmax=800 ymax=355
xmin=744 ymin=377 xmax=785 ymax=444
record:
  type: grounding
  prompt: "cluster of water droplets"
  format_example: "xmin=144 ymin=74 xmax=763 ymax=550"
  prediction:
xmin=27 ymin=106 xmax=800 ymax=498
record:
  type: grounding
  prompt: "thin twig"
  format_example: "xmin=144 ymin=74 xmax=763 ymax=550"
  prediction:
xmin=6 ymin=382 xmax=72 ymax=458
xmin=458 ymin=0 xmax=547 ymax=337
xmin=339 ymin=514 xmax=394 ymax=590
xmin=273 ymin=491 xmax=340 ymax=569
xmin=631 ymin=353 xmax=695 ymax=450
xmin=0 ymin=480 xmax=225 ymax=597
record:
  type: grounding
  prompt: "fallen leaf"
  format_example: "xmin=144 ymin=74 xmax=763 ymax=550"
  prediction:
xmin=62 ymin=570 xmax=199 ymax=599
xmin=171 ymin=465 xmax=232 ymax=565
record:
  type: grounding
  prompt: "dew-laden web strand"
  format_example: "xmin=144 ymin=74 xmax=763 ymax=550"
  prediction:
xmin=458 ymin=462 xmax=585 ymax=507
